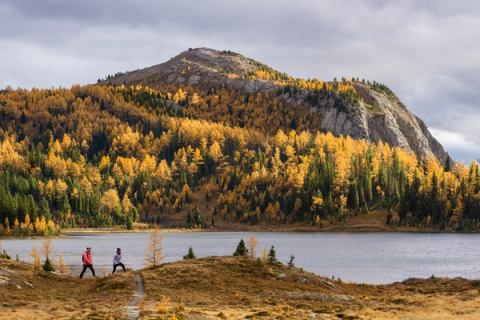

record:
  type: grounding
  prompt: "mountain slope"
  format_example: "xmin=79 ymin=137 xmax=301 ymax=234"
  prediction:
xmin=0 ymin=84 xmax=478 ymax=232
xmin=103 ymin=47 xmax=450 ymax=165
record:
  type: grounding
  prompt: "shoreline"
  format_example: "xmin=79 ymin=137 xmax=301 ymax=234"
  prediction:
xmin=1 ymin=224 xmax=474 ymax=239
xmin=1 ymin=254 xmax=479 ymax=285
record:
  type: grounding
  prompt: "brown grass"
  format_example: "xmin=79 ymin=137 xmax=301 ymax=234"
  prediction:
xmin=138 ymin=256 xmax=480 ymax=319
xmin=2 ymin=255 xmax=480 ymax=319
xmin=0 ymin=258 xmax=134 ymax=319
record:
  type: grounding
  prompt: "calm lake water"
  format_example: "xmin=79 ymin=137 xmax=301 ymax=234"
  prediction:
xmin=2 ymin=232 xmax=480 ymax=284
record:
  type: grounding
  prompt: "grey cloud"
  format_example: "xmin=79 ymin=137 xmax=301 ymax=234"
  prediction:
xmin=1 ymin=0 xmax=480 ymax=160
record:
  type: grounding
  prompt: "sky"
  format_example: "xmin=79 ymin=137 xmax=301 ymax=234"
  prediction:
xmin=1 ymin=0 xmax=479 ymax=162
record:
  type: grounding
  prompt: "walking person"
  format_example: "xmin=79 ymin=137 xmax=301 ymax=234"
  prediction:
xmin=112 ymin=248 xmax=126 ymax=273
xmin=80 ymin=247 xmax=96 ymax=278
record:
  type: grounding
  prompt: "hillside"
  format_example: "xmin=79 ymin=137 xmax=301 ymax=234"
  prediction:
xmin=139 ymin=256 xmax=480 ymax=319
xmin=2 ymin=256 xmax=480 ymax=319
xmin=102 ymin=47 xmax=450 ymax=165
xmin=0 ymin=84 xmax=479 ymax=234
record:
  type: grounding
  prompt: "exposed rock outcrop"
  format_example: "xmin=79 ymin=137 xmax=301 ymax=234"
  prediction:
xmin=103 ymin=47 xmax=450 ymax=163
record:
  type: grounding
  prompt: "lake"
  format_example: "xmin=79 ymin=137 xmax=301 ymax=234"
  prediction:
xmin=2 ymin=232 xmax=480 ymax=284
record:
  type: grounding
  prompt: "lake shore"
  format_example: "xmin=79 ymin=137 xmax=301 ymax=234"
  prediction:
xmin=1 ymin=256 xmax=479 ymax=319
xmin=1 ymin=210 xmax=470 ymax=239
xmin=1 ymin=225 xmax=464 ymax=239
xmin=62 ymin=210 xmax=467 ymax=234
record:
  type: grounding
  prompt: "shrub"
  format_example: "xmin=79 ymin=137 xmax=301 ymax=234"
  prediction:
xmin=156 ymin=295 xmax=170 ymax=313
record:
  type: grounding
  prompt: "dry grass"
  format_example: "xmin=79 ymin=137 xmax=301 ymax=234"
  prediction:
xmin=0 ymin=258 xmax=134 ymax=319
xmin=2 ymin=255 xmax=480 ymax=319
xmin=30 ymin=245 xmax=41 ymax=271
xmin=55 ymin=255 xmax=69 ymax=273
xmin=156 ymin=295 xmax=171 ymax=314
xmin=138 ymin=256 xmax=480 ymax=320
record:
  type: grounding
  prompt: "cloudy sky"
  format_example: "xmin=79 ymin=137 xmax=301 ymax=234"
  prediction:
xmin=1 ymin=0 xmax=479 ymax=161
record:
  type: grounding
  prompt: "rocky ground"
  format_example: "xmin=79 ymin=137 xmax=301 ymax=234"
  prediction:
xmin=1 ymin=256 xmax=480 ymax=319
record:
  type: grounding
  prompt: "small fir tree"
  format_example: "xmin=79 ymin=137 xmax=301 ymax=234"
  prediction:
xmin=42 ymin=239 xmax=55 ymax=272
xmin=43 ymin=257 xmax=55 ymax=272
xmin=183 ymin=247 xmax=196 ymax=260
xmin=233 ymin=239 xmax=248 ymax=256
xmin=267 ymin=245 xmax=278 ymax=264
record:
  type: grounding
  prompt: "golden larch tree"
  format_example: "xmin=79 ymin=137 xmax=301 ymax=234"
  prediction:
xmin=145 ymin=227 xmax=164 ymax=267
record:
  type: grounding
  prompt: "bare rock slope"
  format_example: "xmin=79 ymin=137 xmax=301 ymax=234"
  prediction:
xmin=104 ymin=47 xmax=450 ymax=163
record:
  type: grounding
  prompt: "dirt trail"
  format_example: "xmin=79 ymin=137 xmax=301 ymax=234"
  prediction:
xmin=125 ymin=273 xmax=145 ymax=320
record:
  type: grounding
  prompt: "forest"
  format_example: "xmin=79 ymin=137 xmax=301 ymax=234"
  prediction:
xmin=0 ymin=84 xmax=479 ymax=235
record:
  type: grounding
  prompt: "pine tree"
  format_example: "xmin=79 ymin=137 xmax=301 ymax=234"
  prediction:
xmin=267 ymin=245 xmax=278 ymax=264
xmin=43 ymin=257 xmax=55 ymax=272
xmin=41 ymin=239 xmax=55 ymax=272
xmin=233 ymin=239 xmax=248 ymax=256
xmin=183 ymin=247 xmax=196 ymax=260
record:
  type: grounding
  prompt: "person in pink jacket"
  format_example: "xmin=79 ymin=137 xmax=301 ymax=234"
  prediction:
xmin=80 ymin=247 xmax=96 ymax=278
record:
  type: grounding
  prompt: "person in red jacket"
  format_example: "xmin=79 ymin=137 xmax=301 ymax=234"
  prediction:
xmin=80 ymin=247 xmax=96 ymax=278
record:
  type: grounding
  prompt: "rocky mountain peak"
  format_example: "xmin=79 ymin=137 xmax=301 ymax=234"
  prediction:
xmin=176 ymin=47 xmax=260 ymax=75
xmin=101 ymin=48 xmax=451 ymax=165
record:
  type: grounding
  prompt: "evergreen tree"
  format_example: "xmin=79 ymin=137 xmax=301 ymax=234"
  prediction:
xmin=233 ymin=239 xmax=248 ymax=256
xmin=42 ymin=257 xmax=55 ymax=272
xmin=267 ymin=245 xmax=278 ymax=264
xmin=183 ymin=247 xmax=196 ymax=260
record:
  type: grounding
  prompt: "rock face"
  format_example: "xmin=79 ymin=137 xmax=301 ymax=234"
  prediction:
xmin=103 ymin=47 xmax=450 ymax=163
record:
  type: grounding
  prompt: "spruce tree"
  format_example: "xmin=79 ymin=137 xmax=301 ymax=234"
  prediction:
xmin=183 ymin=247 xmax=196 ymax=260
xmin=126 ymin=215 xmax=133 ymax=230
xmin=42 ymin=257 xmax=55 ymax=272
xmin=267 ymin=245 xmax=278 ymax=264
xmin=233 ymin=239 xmax=248 ymax=256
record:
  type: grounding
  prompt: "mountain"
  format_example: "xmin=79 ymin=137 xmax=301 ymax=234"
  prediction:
xmin=3 ymin=48 xmax=477 ymax=235
xmin=102 ymin=47 xmax=450 ymax=165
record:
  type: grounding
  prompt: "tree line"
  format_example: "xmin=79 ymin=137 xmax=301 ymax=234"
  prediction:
xmin=0 ymin=84 xmax=478 ymax=234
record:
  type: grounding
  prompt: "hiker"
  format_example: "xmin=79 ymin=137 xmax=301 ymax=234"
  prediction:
xmin=112 ymin=248 xmax=126 ymax=273
xmin=80 ymin=247 xmax=95 ymax=278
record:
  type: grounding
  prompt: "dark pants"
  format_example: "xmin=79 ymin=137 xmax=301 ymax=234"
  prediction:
xmin=80 ymin=264 xmax=95 ymax=278
xmin=112 ymin=263 xmax=126 ymax=273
